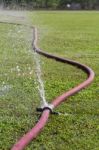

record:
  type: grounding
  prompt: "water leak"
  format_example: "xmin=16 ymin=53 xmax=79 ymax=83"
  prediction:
xmin=33 ymin=52 xmax=48 ymax=108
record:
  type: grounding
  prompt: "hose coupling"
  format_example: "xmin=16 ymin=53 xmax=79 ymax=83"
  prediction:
xmin=36 ymin=104 xmax=54 ymax=114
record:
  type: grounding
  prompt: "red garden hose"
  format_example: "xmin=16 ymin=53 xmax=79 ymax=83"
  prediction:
xmin=11 ymin=27 xmax=94 ymax=150
xmin=0 ymin=22 xmax=95 ymax=150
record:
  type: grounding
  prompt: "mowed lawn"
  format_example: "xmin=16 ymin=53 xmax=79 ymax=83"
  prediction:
xmin=0 ymin=11 xmax=99 ymax=150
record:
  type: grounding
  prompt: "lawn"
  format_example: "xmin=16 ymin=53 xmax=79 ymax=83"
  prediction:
xmin=0 ymin=11 xmax=99 ymax=150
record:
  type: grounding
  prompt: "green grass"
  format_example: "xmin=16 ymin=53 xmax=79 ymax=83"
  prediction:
xmin=0 ymin=11 xmax=99 ymax=150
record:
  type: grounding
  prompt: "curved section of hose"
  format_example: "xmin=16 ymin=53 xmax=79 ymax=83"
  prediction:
xmin=0 ymin=22 xmax=94 ymax=150
xmin=33 ymin=27 xmax=95 ymax=107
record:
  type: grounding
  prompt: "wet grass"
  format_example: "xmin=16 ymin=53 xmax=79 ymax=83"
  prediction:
xmin=0 ymin=23 xmax=39 ymax=149
xmin=0 ymin=11 xmax=99 ymax=150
